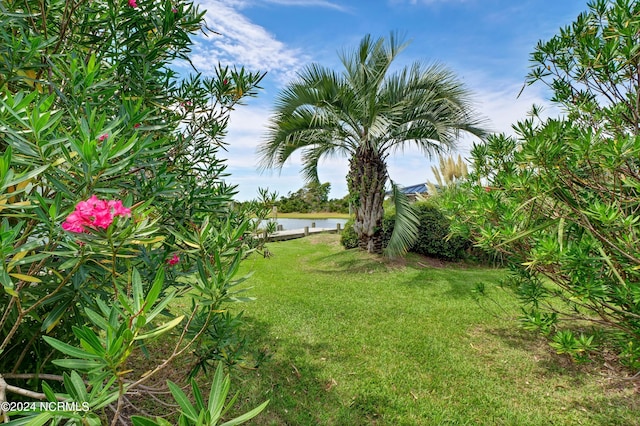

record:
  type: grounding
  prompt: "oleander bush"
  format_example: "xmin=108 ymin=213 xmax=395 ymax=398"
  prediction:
xmin=442 ymin=0 xmax=640 ymax=368
xmin=0 ymin=0 xmax=268 ymax=424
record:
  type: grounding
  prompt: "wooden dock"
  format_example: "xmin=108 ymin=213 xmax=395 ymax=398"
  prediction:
xmin=265 ymin=224 xmax=342 ymax=242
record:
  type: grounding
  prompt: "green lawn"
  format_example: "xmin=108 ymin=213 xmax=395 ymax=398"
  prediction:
xmin=227 ymin=234 xmax=639 ymax=425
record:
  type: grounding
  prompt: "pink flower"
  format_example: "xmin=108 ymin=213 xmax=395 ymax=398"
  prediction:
xmin=62 ymin=196 xmax=132 ymax=233
xmin=172 ymin=6 xmax=178 ymax=13
xmin=92 ymin=208 xmax=114 ymax=229
xmin=133 ymin=123 xmax=141 ymax=129
xmin=108 ymin=200 xmax=132 ymax=217
xmin=62 ymin=213 xmax=86 ymax=233
xmin=97 ymin=134 xmax=109 ymax=141
xmin=128 ymin=0 xmax=138 ymax=7
xmin=166 ymin=254 xmax=180 ymax=266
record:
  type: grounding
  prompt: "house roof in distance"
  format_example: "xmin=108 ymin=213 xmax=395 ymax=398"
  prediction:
xmin=399 ymin=183 xmax=428 ymax=194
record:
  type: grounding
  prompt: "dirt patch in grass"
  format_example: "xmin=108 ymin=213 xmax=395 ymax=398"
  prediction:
xmin=120 ymin=335 xmax=199 ymax=422
xmin=411 ymin=255 xmax=453 ymax=269
xmin=305 ymin=233 xmax=343 ymax=246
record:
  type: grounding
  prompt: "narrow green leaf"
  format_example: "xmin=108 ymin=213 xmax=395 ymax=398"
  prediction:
xmin=41 ymin=300 xmax=72 ymax=333
xmin=131 ymin=417 xmax=162 ymax=426
xmin=41 ymin=381 xmax=58 ymax=402
xmin=132 ymin=267 xmax=143 ymax=313
xmin=63 ymin=372 xmax=79 ymax=402
xmin=84 ymin=307 xmax=110 ymax=331
xmin=43 ymin=336 xmax=101 ymax=359
xmin=74 ymin=326 xmax=106 ymax=356
xmin=167 ymin=380 xmax=198 ymax=421
xmin=4 ymin=164 xmax=49 ymax=188
xmin=384 ymin=181 xmax=419 ymax=258
xmin=208 ymin=363 xmax=230 ymax=420
xmin=598 ymin=246 xmax=627 ymax=289
xmin=58 ymin=256 xmax=81 ymax=270
xmin=91 ymin=387 xmax=122 ymax=410
xmin=144 ymin=268 xmax=165 ymax=314
xmin=131 ymin=417 xmax=173 ymax=426
xmin=52 ymin=359 xmax=103 ymax=370
xmin=134 ymin=315 xmax=184 ymax=340
xmin=7 ymin=252 xmax=51 ymax=268
xmin=118 ymin=289 xmax=134 ymax=315
xmin=219 ymin=400 xmax=269 ymax=426
xmin=69 ymin=371 xmax=89 ymax=402
xmin=191 ymin=379 xmax=205 ymax=411
xmin=145 ymin=290 xmax=177 ymax=322
xmin=3 ymin=412 xmax=53 ymax=425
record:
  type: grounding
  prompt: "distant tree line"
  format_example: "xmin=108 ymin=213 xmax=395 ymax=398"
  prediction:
xmin=276 ymin=182 xmax=349 ymax=213
xmin=234 ymin=182 xmax=349 ymax=213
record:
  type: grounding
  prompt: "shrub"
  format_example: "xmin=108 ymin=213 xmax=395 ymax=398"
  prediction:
xmin=340 ymin=219 xmax=359 ymax=249
xmin=0 ymin=0 xmax=268 ymax=423
xmin=442 ymin=0 xmax=640 ymax=367
xmin=380 ymin=211 xmax=396 ymax=250
xmin=343 ymin=203 xmax=468 ymax=261
xmin=411 ymin=202 xmax=469 ymax=260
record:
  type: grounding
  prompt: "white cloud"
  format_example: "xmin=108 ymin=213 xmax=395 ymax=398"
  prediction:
xmin=190 ymin=0 xmax=309 ymax=82
xmin=259 ymin=0 xmax=348 ymax=11
xmin=223 ymin=101 xmax=354 ymax=200
xmin=386 ymin=78 xmax=558 ymax=189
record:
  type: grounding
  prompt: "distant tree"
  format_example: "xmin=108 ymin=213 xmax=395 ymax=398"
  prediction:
xmin=327 ymin=195 xmax=350 ymax=214
xmin=259 ymin=33 xmax=486 ymax=255
xmin=276 ymin=182 xmax=334 ymax=213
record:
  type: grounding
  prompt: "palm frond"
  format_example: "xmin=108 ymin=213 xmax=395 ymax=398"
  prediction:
xmin=376 ymin=61 xmax=489 ymax=157
xmin=299 ymin=143 xmax=351 ymax=183
xmin=384 ymin=181 xmax=420 ymax=258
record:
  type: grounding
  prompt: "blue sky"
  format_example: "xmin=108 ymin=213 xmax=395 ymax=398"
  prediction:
xmin=183 ymin=0 xmax=589 ymax=201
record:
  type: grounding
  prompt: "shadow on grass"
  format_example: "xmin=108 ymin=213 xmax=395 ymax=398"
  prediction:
xmin=309 ymin=250 xmax=391 ymax=275
xmin=568 ymin=393 xmax=640 ymax=426
xmin=486 ymin=326 xmax=589 ymax=381
xmin=491 ymin=328 xmax=640 ymax=393
xmin=312 ymin=249 xmax=468 ymax=274
xmin=397 ymin=267 xmax=483 ymax=300
xmin=229 ymin=316 xmax=388 ymax=426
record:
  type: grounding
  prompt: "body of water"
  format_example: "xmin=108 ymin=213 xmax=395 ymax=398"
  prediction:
xmin=273 ymin=218 xmax=348 ymax=230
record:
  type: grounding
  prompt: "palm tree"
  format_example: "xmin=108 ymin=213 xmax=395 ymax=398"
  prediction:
xmin=258 ymin=33 xmax=487 ymax=254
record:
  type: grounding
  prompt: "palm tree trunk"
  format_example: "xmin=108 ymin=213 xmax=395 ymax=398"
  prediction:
xmin=347 ymin=147 xmax=387 ymax=254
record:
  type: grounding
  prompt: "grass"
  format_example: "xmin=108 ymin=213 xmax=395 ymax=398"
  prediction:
xmin=224 ymin=234 xmax=639 ymax=425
